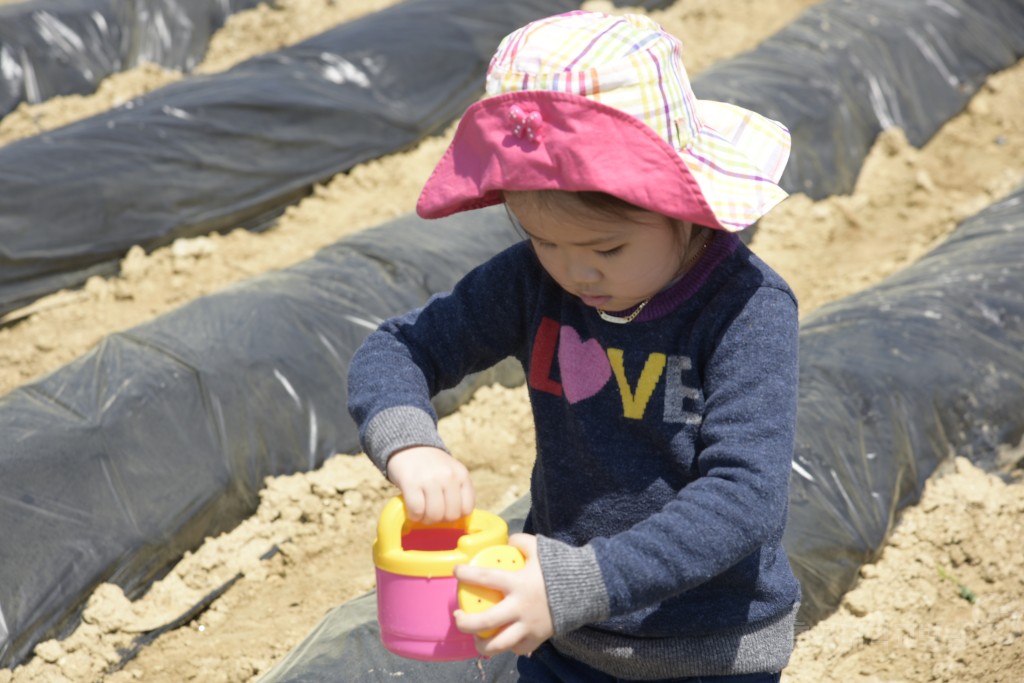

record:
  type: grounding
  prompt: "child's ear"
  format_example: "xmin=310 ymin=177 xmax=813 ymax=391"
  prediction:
xmin=673 ymin=219 xmax=694 ymax=245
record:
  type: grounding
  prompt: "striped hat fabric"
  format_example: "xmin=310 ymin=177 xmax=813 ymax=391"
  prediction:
xmin=416 ymin=11 xmax=791 ymax=232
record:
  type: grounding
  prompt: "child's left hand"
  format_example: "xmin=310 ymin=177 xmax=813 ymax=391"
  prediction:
xmin=453 ymin=533 xmax=554 ymax=657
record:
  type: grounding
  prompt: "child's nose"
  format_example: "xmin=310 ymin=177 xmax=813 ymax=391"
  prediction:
xmin=567 ymin=259 xmax=600 ymax=284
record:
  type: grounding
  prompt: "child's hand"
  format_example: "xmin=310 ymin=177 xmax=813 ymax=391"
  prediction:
xmin=385 ymin=446 xmax=474 ymax=524
xmin=453 ymin=533 xmax=554 ymax=657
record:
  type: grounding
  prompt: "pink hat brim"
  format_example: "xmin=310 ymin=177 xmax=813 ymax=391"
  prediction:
xmin=416 ymin=91 xmax=723 ymax=229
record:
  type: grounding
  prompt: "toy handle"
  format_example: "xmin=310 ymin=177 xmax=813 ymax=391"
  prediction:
xmin=373 ymin=496 xmax=510 ymax=577
xmin=375 ymin=496 xmax=469 ymax=555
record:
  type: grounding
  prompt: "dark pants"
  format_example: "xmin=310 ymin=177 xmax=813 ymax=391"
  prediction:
xmin=516 ymin=643 xmax=783 ymax=683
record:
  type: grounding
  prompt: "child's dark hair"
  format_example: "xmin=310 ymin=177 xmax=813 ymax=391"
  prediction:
xmin=504 ymin=190 xmax=644 ymax=221
xmin=503 ymin=190 xmax=699 ymax=248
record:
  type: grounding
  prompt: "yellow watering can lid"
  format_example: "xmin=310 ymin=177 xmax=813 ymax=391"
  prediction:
xmin=372 ymin=496 xmax=508 ymax=578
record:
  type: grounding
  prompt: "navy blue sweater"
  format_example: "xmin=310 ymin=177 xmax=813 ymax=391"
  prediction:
xmin=347 ymin=231 xmax=801 ymax=678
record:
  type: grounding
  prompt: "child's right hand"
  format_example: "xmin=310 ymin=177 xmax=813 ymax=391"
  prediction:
xmin=385 ymin=446 xmax=475 ymax=525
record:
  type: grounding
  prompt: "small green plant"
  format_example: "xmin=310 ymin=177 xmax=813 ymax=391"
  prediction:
xmin=936 ymin=564 xmax=977 ymax=604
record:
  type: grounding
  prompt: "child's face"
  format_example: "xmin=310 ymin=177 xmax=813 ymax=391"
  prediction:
xmin=506 ymin=192 xmax=690 ymax=313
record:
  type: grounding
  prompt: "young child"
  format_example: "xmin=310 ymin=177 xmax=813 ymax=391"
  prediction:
xmin=348 ymin=11 xmax=800 ymax=682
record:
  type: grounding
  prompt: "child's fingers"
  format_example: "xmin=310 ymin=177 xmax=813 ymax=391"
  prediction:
xmin=453 ymin=604 xmax=514 ymax=638
xmin=400 ymin=488 xmax=427 ymax=521
xmin=475 ymin=621 xmax=541 ymax=658
xmin=401 ymin=487 xmax=451 ymax=524
xmin=419 ymin=481 xmax=466 ymax=524
xmin=453 ymin=564 xmax=520 ymax=594
xmin=507 ymin=532 xmax=537 ymax=555
xmin=433 ymin=461 xmax=472 ymax=523
xmin=442 ymin=482 xmax=469 ymax=522
xmin=460 ymin=478 xmax=476 ymax=517
xmin=385 ymin=447 xmax=473 ymax=523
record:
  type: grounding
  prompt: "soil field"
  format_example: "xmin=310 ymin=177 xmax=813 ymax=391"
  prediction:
xmin=1 ymin=1 xmax=1022 ymax=682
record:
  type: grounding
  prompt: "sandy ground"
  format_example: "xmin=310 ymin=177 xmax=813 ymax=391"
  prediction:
xmin=1 ymin=0 xmax=1022 ymax=681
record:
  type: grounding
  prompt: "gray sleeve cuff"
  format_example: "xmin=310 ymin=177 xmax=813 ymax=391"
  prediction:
xmin=537 ymin=535 xmax=610 ymax=635
xmin=362 ymin=406 xmax=448 ymax=473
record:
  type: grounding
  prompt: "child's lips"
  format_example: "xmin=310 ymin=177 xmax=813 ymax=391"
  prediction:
xmin=578 ymin=293 xmax=611 ymax=308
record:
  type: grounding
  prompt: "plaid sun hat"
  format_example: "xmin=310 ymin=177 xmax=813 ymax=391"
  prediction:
xmin=416 ymin=10 xmax=791 ymax=232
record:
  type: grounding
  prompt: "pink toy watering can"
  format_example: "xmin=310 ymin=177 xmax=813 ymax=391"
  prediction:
xmin=373 ymin=496 xmax=523 ymax=661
